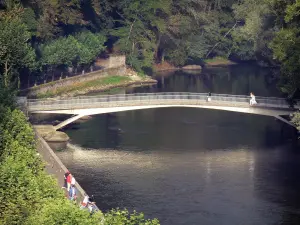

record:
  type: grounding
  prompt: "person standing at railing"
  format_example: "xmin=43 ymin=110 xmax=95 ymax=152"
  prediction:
xmin=207 ymin=92 xmax=212 ymax=102
xmin=250 ymin=92 xmax=257 ymax=106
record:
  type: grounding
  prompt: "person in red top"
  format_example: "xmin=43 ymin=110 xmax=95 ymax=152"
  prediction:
xmin=66 ymin=172 xmax=72 ymax=191
xmin=62 ymin=171 xmax=70 ymax=189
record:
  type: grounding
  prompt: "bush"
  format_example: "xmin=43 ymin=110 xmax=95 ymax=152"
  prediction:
xmin=103 ymin=209 xmax=160 ymax=225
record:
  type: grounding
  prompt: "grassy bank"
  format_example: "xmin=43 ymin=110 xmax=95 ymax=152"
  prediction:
xmin=204 ymin=56 xmax=236 ymax=66
xmin=36 ymin=76 xmax=131 ymax=98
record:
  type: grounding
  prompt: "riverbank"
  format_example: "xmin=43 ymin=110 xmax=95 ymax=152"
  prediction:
xmin=154 ymin=58 xmax=236 ymax=73
xmin=35 ymin=72 xmax=157 ymax=99
xmin=204 ymin=57 xmax=236 ymax=66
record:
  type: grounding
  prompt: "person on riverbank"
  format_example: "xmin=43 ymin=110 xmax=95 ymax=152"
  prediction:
xmin=66 ymin=172 xmax=72 ymax=191
xmin=71 ymin=176 xmax=76 ymax=186
xmin=62 ymin=170 xmax=70 ymax=189
xmin=80 ymin=193 xmax=89 ymax=209
xmin=250 ymin=92 xmax=257 ymax=106
xmin=69 ymin=184 xmax=77 ymax=201
xmin=87 ymin=201 xmax=97 ymax=214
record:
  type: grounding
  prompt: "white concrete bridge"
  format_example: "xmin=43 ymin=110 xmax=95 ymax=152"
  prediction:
xmin=26 ymin=92 xmax=298 ymax=130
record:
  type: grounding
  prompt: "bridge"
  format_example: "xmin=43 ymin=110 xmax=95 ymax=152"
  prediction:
xmin=26 ymin=92 xmax=299 ymax=130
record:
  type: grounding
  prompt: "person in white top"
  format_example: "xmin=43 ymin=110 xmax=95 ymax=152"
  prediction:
xmin=71 ymin=176 xmax=76 ymax=186
xmin=80 ymin=194 xmax=89 ymax=209
xmin=250 ymin=92 xmax=257 ymax=106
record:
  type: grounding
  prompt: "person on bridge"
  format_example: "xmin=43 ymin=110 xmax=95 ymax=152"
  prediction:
xmin=207 ymin=92 xmax=212 ymax=102
xmin=250 ymin=92 xmax=257 ymax=106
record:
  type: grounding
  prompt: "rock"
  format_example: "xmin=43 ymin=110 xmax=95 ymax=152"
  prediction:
xmin=34 ymin=125 xmax=69 ymax=142
xmin=182 ymin=65 xmax=202 ymax=70
xmin=44 ymin=131 xmax=69 ymax=142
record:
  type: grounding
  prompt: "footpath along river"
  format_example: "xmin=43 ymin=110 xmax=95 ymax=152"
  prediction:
xmin=56 ymin=64 xmax=300 ymax=225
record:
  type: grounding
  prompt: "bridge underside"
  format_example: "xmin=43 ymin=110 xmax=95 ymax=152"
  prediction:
xmin=31 ymin=104 xmax=296 ymax=130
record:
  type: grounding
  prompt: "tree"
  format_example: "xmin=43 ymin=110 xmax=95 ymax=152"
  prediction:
xmin=41 ymin=31 xmax=106 ymax=77
xmin=40 ymin=36 xmax=78 ymax=79
xmin=0 ymin=15 xmax=36 ymax=87
xmin=31 ymin=0 xmax=85 ymax=40
xmin=268 ymin=0 xmax=300 ymax=94
xmin=75 ymin=31 xmax=106 ymax=67
xmin=110 ymin=0 xmax=171 ymax=72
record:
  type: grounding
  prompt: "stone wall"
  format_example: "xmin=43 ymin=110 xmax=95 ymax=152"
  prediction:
xmin=24 ymin=66 xmax=126 ymax=98
xmin=95 ymin=55 xmax=126 ymax=68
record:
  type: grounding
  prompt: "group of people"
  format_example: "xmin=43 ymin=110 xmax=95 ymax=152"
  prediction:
xmin=206 ymin=92 xmax=257 ymax=106
xmin=62 ymin=171 xmax=97 ymax=214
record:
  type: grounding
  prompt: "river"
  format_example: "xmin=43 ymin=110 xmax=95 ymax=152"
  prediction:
xmin=56 ymin=64 xmax=300 ymax=225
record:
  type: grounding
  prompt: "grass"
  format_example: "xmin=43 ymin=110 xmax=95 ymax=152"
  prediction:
xmin=36 ymin=75 xmax=131 ymax=98
xmin=204 ymin=56 xmax=235 ymax=65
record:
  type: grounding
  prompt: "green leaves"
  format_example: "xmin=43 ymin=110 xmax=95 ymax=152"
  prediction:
xmin=41 ymin=31 xmax=106 ymax=69
xmin=285 ymin=0 xmax=300 ymax=23
xmin=75 ymin=31 xmax=106 ymax=66
xmin=292 ymin=112 xmax=300 ymax=131
xmin=25 ymin=199 xmax=102 ymax=225
xmin=0 ymin=16 xmax=36 ymax=87
xmin=265 ymin=0 xmax=300 ymax=94
xmin=104 ymin=209 xmax=160 ymax=225
xmin=110 ymin=0 xmax=171 ymax=71
xmin=41 ymin=36 xmax=78 ymax=67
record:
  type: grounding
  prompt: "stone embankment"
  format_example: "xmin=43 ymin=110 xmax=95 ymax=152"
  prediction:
xmin=22 ymin=55 xmax=157 ymax=98
xmin=35 ymin=132 xmax=88 ymax=205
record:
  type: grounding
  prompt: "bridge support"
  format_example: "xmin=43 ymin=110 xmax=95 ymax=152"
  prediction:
xmin=54 ymin=114 xmax=86 ymax=131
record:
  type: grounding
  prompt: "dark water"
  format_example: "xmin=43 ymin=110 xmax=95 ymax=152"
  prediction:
xmin=56 ymin=65 xmax=300 ymax=225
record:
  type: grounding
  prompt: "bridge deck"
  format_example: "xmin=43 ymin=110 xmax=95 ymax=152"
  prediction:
xmin=25 ymin=93 xmax=298 ymax=129
xmin=27 ymin=92 xmax=294 ymax=112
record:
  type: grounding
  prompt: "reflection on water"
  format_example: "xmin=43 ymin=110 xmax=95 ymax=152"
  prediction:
xmin=55 ymin=65 xmax=300 ymax=225
xmin=129 ymin=64 xmax=281 ymax=97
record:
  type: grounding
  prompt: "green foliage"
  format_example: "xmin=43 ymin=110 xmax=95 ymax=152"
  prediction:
xmin=0 ymin=15 xmax=36 ymax=87
xmin=25 ymin=199 xmax=102 ymax=225
xmin=285 ymin=0 xmax=300 ymax=23
xmin=292 ymin=112 xmax=300 ymax=130
xmin=75 ymin=31 xmax=106 ymax=66
xmin=21 ymin=7 xmax=38 ymax=35
xmin=110 ymin=0 xmax=171 ymax=71
xmin=268 ymin=0 xmax=300 ymax=94
xmin=0 ymin=106 xmax=105 ymax=224
xmin=41 ymin=31 xmax=106 ymax=71
xmin=103 ymin=209 xmax=160 ymax=225
xmin=41 ymin=36 xmax=79 ymax=68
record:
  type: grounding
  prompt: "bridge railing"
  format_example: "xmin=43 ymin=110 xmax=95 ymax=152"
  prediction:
xmin=27 ymin=92 xmax=291 ymax=111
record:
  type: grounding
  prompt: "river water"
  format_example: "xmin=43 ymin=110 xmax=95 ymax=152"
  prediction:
xmin=56 ymin=64 xmax=300 ymax=225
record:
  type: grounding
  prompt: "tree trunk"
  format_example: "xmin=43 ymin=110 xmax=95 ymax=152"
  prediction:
xmin=131 ymin=41 xmax=135 ymax=55
xmin=126 ymin=19 xmax=136 ymax=46
xmin=27 ymin=73 xmax=30 ymax=88
xmin=205 ymin=21 xmax=239 ymax=58
xmin=4 ymin=60 xmax=9 ymax=87
xmin=154 ymin=35 xmax=161 ymax=62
